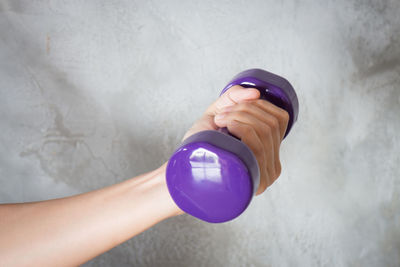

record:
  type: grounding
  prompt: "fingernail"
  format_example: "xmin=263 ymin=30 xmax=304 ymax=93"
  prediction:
xmin=244 ymin=89 xmax=260 ymax=98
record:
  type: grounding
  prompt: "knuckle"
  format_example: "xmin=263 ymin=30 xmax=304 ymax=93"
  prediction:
xmin=281 ymin=110 xmax=290 ymax=123
xmin=269 ymin=117 xmax=279 ymax=129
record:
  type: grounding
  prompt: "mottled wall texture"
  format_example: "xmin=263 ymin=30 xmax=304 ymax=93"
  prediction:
xmin=0 ymin=0 xmax=399 ymax=266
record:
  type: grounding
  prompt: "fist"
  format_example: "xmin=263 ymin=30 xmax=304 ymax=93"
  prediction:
xmin=183 ymin=85 xmax=289 ymax=195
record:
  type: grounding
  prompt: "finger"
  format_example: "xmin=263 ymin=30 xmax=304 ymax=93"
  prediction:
xmin=220 ymin=102 xmax=282 ymax=178
xmin=206 ymin=85 xmax=260 ymax=116
xmin=218 ymin=111 xmax=276 ymax=191
xmin=254 ymin=127 xmax=274 ymax=195
xmin=252 ymin=99 xmax=290 ymax=140
xmin=182 ymin=86 xmax=260 ymax=141
xmin=226 ymin=120 xmax=270 ymax=193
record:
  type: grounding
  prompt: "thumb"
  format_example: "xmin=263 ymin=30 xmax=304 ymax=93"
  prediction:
xmin=182 ymin=85 xmax=260 ymax=141
xmin=206 ymin=85 xmax=260 ymax=116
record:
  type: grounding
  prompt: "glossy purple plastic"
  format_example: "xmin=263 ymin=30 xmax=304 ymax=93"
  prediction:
xmin=221 ymin=68 xmax=299 ymax=137
xmin=166 ymin=69 xmax=298 ymax=223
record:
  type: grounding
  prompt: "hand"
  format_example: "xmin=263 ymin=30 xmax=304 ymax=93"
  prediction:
xmin=183 ymin=85 xmax=289 ymax=195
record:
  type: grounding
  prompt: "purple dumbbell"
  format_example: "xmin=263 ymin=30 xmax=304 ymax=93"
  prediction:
xmin=166 ymin=69 xmax=299 ymax=223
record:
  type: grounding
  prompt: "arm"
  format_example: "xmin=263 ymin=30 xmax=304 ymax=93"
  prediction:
xmin=0 ymin=164 xmax=181 ymax=266
xmin=0 ymin=85 xmax=288 ymax=266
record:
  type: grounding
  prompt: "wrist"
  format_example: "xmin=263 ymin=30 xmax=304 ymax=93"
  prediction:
xmin=152 ymin=163 xmax=184 ymax=217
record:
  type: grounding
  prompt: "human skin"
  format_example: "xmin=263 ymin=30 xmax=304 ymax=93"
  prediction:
xmin=0 ymin=85 xmax=289 ymax=266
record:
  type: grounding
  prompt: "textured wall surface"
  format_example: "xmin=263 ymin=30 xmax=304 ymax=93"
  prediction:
xmin=1 ymin=1 xmax=399 ymax=266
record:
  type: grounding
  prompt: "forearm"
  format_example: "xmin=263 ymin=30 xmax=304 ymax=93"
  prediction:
xmin=0 ymin=164 xmax=181 ymax=266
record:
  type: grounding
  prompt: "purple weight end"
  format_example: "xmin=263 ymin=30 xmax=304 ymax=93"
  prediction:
xmin=221 ymin=68 xmax=299 ymax=138
xmin=166 ymin=131 xmax=257 ymax=223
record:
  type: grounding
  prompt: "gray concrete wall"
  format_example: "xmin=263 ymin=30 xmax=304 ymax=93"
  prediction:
xmin=0 ymin=0 xmax=399 ymax=266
